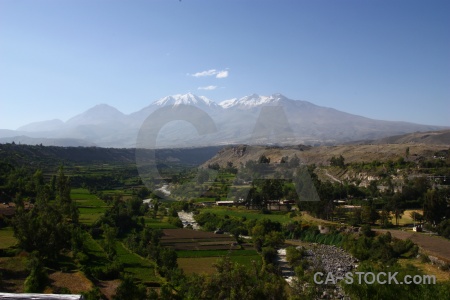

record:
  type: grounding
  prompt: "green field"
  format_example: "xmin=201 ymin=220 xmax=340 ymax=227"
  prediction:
xmin=115 ymin=242 xmax=160 ymax=284
xmin=177 ymin=249 xmax=262 ymax=275
xmin=82 ymin=234 xmax=110 ymax=268
xmin=83 ymin=235 xmax=161 ymax=284
xmin=72 ymin=188 xmax=109 ymax=225
xmin=144 ymin=217 xmax=178 ymax=229
xmin=201 ymin=207 xmax=296 ymax=224
xmin=0 ymin=227 xmax=17 ymax=249
xmin=395 ymin=209 xmax=424 ymax=226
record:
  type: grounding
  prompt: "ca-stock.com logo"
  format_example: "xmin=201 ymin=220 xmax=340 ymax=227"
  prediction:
xmin=135 ymin=104 xmax=320 ymax=203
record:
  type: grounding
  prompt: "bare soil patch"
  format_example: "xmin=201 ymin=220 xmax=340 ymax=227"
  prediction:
xmin=97 ymin=279 xmax=120 ymax=300
xmin=48 ymin=271 xmax=93 ymax=294
xmin=161 ymin=229 xmax=232 ymax=240
xmin=161 ymin=229 xmax=238 ymax=251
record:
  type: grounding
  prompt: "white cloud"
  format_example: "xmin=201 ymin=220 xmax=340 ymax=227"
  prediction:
xmin=190 ymin=69 xmax=229 ymax=78
xmin=198 ymin=85 xmax=218 ymax=90
xmin=192 ymin=69 xmax=217 ymax=77
xmin=216 ymin=70 xmax=229 ymax=78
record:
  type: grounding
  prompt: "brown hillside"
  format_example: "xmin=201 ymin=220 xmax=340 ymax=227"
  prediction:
xmin=374 ymin=129 xmax=450 ymax=145
xmin=202 ymin=143 xmax=449 ymax=168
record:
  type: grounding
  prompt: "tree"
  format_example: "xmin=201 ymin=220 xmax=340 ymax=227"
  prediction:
xmin=113 ymin=275 xmax=147 ymax=300
xmin=380 ymin=206 xmax=393 ymax=228
xmin=102 ymin=225 xmax=117 ymax=260
xmin=361 ymin=202 xmax=380 ymax=225
xmin=437 ymin=219 xmax=450 ymax=239
xmin=262 ymin=246 xmax=277 ymax=265
xmin=136 ymin=186 xmax=150 ymax=199
xmin=367 ymin=180 xmax=379 ymax=198
xmin=183 ymin=256 xmax=286 ymax=300
xmin=157 ymin=247 xmax=178 ymax=277
xmin=151 ymin=199 xmax=160 ymax=218
xmin=410 ymin=211 xmax=424 ymax=224
xmin=423 ymin=189 xmax=449 ymax=225
xmin=12 ymin=193 xmax=72 ymax=259
xmin=24 ymin=252 xmax=48 ymax=292
xmin=264 ymin=231 xmax=285 ymax=248
xmin=258 ymin=155 xmax=270 ymax=164
xmin=330 ymin=155 xmax=345 ymax=168
xmin=56 ymin=166 xmax=78 ymax=223
xmin=388 ymin=194 xmax=405 ymax=226
xmin=285 ymin=246 xmax=303 ymax=267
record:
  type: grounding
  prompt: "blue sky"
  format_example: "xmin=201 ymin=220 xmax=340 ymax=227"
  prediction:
xmin=1 ymin=0 xmax=449 ymax=130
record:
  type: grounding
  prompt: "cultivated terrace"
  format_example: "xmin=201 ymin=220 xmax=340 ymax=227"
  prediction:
xmin=0 ymin=143 xmax=449 ymax=299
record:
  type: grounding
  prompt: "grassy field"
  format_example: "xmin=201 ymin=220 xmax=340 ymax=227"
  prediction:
xmin=72 ymin=188 xmax=109 ymax=225
xmin=144 ymin=217 xmax=178 ymax=229
xmin=115 ymin=242 xmax=160 ymax=284
xmin=0 ymin=227 xmax=17 ymax=249
xmin=201 ymin=207 xmax=297 ymax=224
xmin=178 ymin=257 xmax=218 ymax=275
xmin=82 ymin=234 xmax=110 ymax=268
xmin=83 ymin=234 xmax=160 ymax=284
xmin=177 ymin=249 xmax=262 ymax=275
xmin=301 ymin=212 xmax=339 ymax=225
xmin=398 ymin=258 xmax=450 ymax=282
xmin=395 ymin=209 xmax=424 ymax=226
xmin=0 ymin=255 xmax=28 ymax=292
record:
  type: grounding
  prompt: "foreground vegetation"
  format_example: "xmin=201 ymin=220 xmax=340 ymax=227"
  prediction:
xmin=0 ymin=143 xmax=449 ymax=299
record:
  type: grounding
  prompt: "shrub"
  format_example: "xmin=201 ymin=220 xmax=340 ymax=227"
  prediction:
xmin=419 ymin=253 xmax=431 ymax=263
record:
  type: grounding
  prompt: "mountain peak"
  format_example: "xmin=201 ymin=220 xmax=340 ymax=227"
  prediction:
xmin=153 ymin=93 xmax=218 ymax=108
xmin=220 ymin=93 xmax=288 ymax=108
xmin=66 ymin=103 xmax=125 ymax=126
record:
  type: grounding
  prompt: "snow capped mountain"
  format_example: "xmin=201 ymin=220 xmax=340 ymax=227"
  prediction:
xmin=218 ymin=98 xmax=238 ymax=109
xmin=4 ymin=93 xmax=446 ymax=148
xmin=219 ymin=93 xmax=288 ymax=109
xmin=153 ymin=93 xmax=219 ymax=109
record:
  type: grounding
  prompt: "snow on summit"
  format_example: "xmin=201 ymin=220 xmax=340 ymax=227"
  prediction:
xmin=219 ymin=93 xmax=286 ymax=108
xmin=153 ymin=93 xmax=218 ymax=108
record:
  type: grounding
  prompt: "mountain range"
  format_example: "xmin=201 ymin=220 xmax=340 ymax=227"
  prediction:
xmin=0 ymin=93 xmax=446 ymax=148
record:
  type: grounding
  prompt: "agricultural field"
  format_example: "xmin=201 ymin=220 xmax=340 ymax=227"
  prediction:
xmin=160 ymin=229 xmax=240 ymax=251
xmin=177 ymin=249 xmax=261 ymax=275
xmin=144 ymin=217 xmax=179 ymax=229
xmin=82 ymin=233 xmax=110 ymax=268
xmin=0 ymin=255 xmax=28 ymax=292
xmin=115 ymin=242 xmax=160 ymax=284
xmin=0 ymin=227 xmax=17 ymax=250
xmin=71 ymin=188 xmax=110 ymax=225
xmin=200 ymin=206 xmax=298 ymax=224
xmin=160 ymin=229 xmax=261 ymax=275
